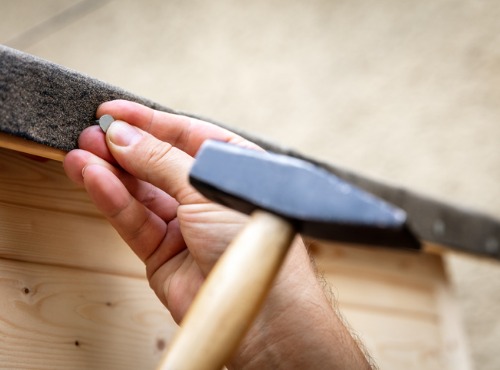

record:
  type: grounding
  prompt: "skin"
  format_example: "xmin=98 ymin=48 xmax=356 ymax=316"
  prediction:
xmin=63 ymin=100 xmax=373 ymax=369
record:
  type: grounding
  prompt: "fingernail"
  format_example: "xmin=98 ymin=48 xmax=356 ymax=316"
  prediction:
xmin=81 ymin=163 xmax=98 ymax=180
xmin=81 ymin=165 xmax=88 ymax=179
xmin=107 ymin=121 xmax=142 ymax=147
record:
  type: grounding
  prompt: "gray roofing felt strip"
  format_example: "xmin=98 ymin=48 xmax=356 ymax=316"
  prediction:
xmin=0 ymin=45 xmax=177 ymax=151
xmin=1 ymin=45 xmax=499 ymax=259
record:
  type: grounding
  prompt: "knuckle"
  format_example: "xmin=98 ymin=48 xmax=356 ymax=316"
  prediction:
xmin=142 ymin=140 xmax=173 ymax=176
xmin=126 ymin=211 xmax=152 ymax=244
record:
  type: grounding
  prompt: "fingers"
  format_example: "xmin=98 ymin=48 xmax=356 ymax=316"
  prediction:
xmin=97 ymin=100 xmax=260 ymax=157
xmin=64 ymin=149 xmax=179 ymax=222
xmin=81 ymin=164 xmax=168 ymax=262
xmin=77 ymin=125 xmax=116 ymax=165
xmin=88 ymin=100 xmax=263 ymax=206
xmin=63 ymin=148 xmax=120 ymax=186
xmin=104 ymin=120 xmax=206 ymax=205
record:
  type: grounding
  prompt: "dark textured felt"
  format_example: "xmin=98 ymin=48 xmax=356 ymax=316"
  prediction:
xmin=0 ymin=45 xmax=498 ymax=258
xmin=0 ymin=45 xmax=289 ymax=157
xmin=0 ymin=45 xmax=178 ymax=151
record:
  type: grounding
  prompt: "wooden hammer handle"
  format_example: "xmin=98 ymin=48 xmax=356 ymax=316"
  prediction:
xmin=157 ymin=210 xmax=296 ymax=370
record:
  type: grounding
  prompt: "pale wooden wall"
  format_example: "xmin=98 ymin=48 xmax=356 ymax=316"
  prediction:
xmin=0 ymin=148 xmax=178 ymax=369
xmin=0 ymin=147 xmax=470 ymax=369
xmin=311 ymin=242 xmax=471 ymax=370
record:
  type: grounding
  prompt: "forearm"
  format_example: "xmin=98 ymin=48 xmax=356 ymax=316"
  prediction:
xmin=228 ymin=238 xmax=374 ymax=370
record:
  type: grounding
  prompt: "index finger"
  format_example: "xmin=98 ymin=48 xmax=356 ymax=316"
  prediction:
xmin=97 ymin=100 xmax=260 ymax=157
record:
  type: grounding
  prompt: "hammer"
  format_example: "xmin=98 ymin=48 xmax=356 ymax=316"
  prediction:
xmin=158 ymin=140 xmax=419 ymax=370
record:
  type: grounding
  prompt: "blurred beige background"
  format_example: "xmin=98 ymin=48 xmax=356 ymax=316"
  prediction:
xmin=1 ymin=0 xmax=499 ymax=368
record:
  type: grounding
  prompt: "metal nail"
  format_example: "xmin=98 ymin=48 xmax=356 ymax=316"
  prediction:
xmin=97 ymin=114 xmax=115 ymax=133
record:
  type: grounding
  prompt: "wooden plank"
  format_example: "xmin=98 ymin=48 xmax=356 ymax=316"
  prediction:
xmin=0 ymin=132 xmax=66 ymax=161
xmin=340 ymin=308 xmax=445 ymax=370
xmin=0 ymin=136 xmax=471 ymax=369
xmin=0 ymin=201 xmax=145 ymax=277
xmin=308 ymin=239 xmax=447 ymax=285
xmin=0 ymin=257 xmax=177 ymax=370
xmin=322 ymin=267 xmax=438 ymax=317
xmin=0 ymin=147 xmax=145 ymax=276
xmin=0 ymin=147 xmax=99 ymax=217
xmin=309 ymin=241 xmax=471 ymax=370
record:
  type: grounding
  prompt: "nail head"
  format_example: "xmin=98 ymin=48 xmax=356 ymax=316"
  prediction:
xmin=98 ymin=114 xmax=115 ymax=133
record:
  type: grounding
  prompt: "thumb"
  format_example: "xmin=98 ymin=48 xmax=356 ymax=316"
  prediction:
xmin=105 ymin=120 xmax=205 ymax=205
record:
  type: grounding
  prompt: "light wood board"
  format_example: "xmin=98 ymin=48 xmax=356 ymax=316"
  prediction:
xmin=0 ymin=257 xmax=177 ymax=370
xmin=0 ymin=145 xmax=472 ymax=369
xmin=310 ymin=241 xmax=471 ymax=370
xmin=0 ymin=132 xmax=66 ymax=162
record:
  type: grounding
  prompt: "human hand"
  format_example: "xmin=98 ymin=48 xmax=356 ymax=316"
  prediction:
xmin=63 ymin=100 xmax=265 ymax=321
xmin=63 ymin=100 xmax=372 ymax=369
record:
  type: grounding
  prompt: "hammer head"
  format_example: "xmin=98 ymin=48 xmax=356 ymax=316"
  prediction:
xmin=190 ymin=140 xmax=420 ymax=249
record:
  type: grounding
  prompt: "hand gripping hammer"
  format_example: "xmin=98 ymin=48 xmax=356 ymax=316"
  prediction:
xmin=157 ymin=140 xmax=419 ymax=370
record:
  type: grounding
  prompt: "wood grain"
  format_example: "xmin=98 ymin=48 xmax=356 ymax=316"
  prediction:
xmin=0 ymin=148 xmax=100 ymax=217
xmin=0 ymin=142 xmax=471 ymax=369
xmin=0 ymin=201 xmax=145 ymax=277
xmin=0 ymin=147 xmax=145 ymax=277
xmin=310 ymin=242 xmax=471 ymax=370
xmin=0 ymin=257 xmax=177 ymax=370
xmin=0 ymin=132 xmax=66 ymax=162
